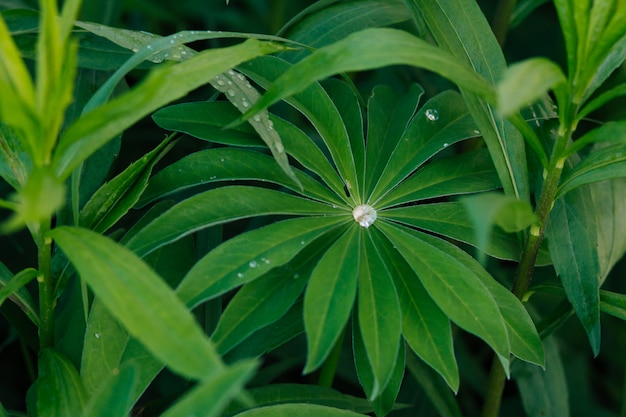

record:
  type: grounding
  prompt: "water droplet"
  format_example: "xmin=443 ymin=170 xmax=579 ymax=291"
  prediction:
xmin=146 ymin=45 xmax=153 ymax=50
xmin=209 ymin=175 xmax=217 ymax=180
xmin=443 ymin=143 xmax=449 ymax=148
xmin=262 ymin=258 xmax=270 ymax=264
xmin=217 ymin=79 xmax=226 ymax=86
xmin=227 ymin=90 xmax=236 ymax=97
xmin=181 ymin=50 xmax=188 ymax=56
xmin=242 ymin=100 xmax=249 ymax=108
xmin=274 ymin=142 xmax=284 ymax=153
xmin=190 ymin=30 xmax=198 ymax=35
xmin=332 ymin=204 xmax=337 ymax=208
xmin=172 ymin=53 xmax=181 ymax=59
xmin=293 ymin=273 xmax=300 ymax=279
xmin=300 ymin=241 xmax=305 ymax=245
xmin=237 ymin=272 xmax=244 ymax=278
xmin=253 ymin=115 xmax=262 ymax=123
xmin=473 ymin=129 xmax=480 ymax=135
xmin=268 ymin=120 xmax=275 ymax=130
xmin=95 ymin=333 xmax=101 ymax=339
xmin=425 ymin=108 xmax=439 ymax=121
xmin=228 ymin=69 xmax=236 ymax=76
xmin=170 ymin=39 xmax=175 ymax=44
xmin=237 ymin=73 xmax=245 ymax=80
xmin=220 ymin=158 xmax=225 ymax=162
xmin=352 ymin=204 xmax=377 ymax=228
xmin=245 ymin=81 xmax=253 ymax=88
xmin=206 ymin=30 xmax=212 ymax=33
xmin=249 ymin=260 xmax=258 ymax=268
xmin=132 ymin=48 xmax=139 ymax=53
xmin=227 ymin=80 xmax=233 ymax=85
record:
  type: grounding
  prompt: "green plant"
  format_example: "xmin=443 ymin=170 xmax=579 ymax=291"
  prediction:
xmin=2 ymin=0 xmax=626 ymax=416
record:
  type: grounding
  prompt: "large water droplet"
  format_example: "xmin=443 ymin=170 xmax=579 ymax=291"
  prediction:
xmin=249 ymin=260 xmax=258 ymax=268
xmin=352 ymin=204 xmax=377 ymax=228
xmin=425 ymin=109 xmax=439 ymax=121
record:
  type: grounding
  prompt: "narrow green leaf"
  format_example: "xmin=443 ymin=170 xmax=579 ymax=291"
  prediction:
xmin=233 ymin=404 xmax=368 ymax=417
xmin=126 ymin=186 xmax=343 ymax=257
xmin=0 ymin=401 xmax=7 ymax=417
xmin=511 ymin=0 xmax=551 ymax=28
xmin=0 ymin=267 xmax=38 ymax=312
xmin=224 ymin=384 xmax=373 ymax=416
xmin=600 ymin=289 xmax=626 ymax=321
xmin=356 ymin=231 xmax=402 ymax=399
xmin=177 ymin=216 xmax=347 ymax=308
xmin=369 ymin=344 xmax=405 ymax=417
xmin=378 ymin=149 xmax=499 ymax=208
xmin=53 ymin=39 xmax=284 ymax=179
xmin=50 ymin=226 xmax=226 ymax=380
xmin=79 ymin=137 xmax=174 ymax=233
xmin=378 ymin=222 xmax=510 ymax=372
xmin=497 ymin=57 xmax=566 ymax=116
xmin=79 ymin=363 xmax=137 ymax=417
xmin=513 ymin=337 xmax=569 ymax=417
xmin=546 ymin=189 xmax=601 ymax=355
xmin=369 ymin=91 xmax=481 ymax=203
xmin=304 ymin=226 xmax=360 ymax=373
xmin=0 ymin=122 xmax=31 ymax=189
xmin=161 ymin=360 xmax=257 ymax=417
xmin=591 ymin=179 xmax=626 ymax=282
xmin=139 ymin=147 xmax=340 ymax=207
xmin=212 ymin=271 xmax=308 ymax=355
xmin=407 ymin=0 xmax=529 ymax=201
xmin=37 ymin=348 xmax=88 ymax=417
xmin=564 ymin=121 xmax=626 ymax=157
xmin=364 ymin=84 xmax=424 ymax=197
xmin=240 ymin=28 xmax=493 ymax=127
xmin=577 ymin=84 xmax=626 ymax=121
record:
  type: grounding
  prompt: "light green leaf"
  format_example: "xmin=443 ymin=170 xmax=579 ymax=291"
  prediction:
xmin=233 ymin=403 xmax=368 ymax=417
xmin=378 ymin=222 xmax=510 ymax=372
xmin=79 ymin=137 xmax=174 ymax=233
xmin=79 ymin=363 xmax=137 ymax=417
xmin=126 ymin=186 xmax=342 ymax=257
xmin=407 ymin=0 xmax=529 ymax=201
xmin=563 ymin=121 xmax=626 ymax=157
xmin=600 ymin=289 xmax=626 ymax=321
xmin=139 ymin=147 xmax=340 ymax=207
xmin=497 ymin=58 xmax=566 ymax=116
xmin=37 ymin=348 xmax=87 ymax=417
xmin=161 ymin=360 xmax=257 ymax=417
xmin=304 ymin=226 xmax=360 ymax=373
xmin=0 ymin=266 xmax=38 ymax=316
xmin=50 ymin=226 xmax=225 ymax=380
xmin=546 ymin=189 xmax=601 ymax=355
xmin=356 ymin=231 xmax=402 ymax=399
xmin=513 ymin=337 xmax=569 ymax=417
xmin=364 ymin=84 xmax=424 ymax=197
xmin=239 ymin=28 xmax=493 ymax=127
xmin=558 ymin=143 xmax=626 ymax=198
xmin=577 ymin=84 xmax=626 ymax=121
xmin=52 ymin=39 xmax=284 ymax=180
xmin=0 ymin=121 xmax=31 ymax=189
xmin=223 ymin=383 xmax=373 ymax=416
xmin=177 ymin=216 xmax=347 ymax=308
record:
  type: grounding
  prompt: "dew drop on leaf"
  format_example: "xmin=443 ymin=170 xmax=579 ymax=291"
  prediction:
xmin=237 ymin=272 xmax=244 ymax=278
xmin=249 ymin=260 xmax=258 ymax=268
xmin=352 ymin=204 xmax=377 ymax=228
xmin=94 ymin=333 xmax=101 ymax=339
xmin=425 ymin=108 xmax=439 ymax=121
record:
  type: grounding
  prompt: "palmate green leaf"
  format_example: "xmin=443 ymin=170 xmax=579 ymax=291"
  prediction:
xmin=377 ymin=222 xmax=511 ymax=372
xmin=177 ymin=216 xmax=348 ymax=308
xmin=240 ymin=56 xmax=358 ymax=201
xmin=558 ymin=143 xmax=626 ymax=198
xmin=79 ymin=136 xmax=174 ymax=233
xmin=0 ymin=266 xmax=38 ymax=319
xmin=37 ymin=348 xmax=87 ymax=417
xmin=304 ymin=226 xmax=360 ymax=373
xmin=278 ymin=0 xmax=410 ymax=62
xmin=52 ymin=39 xmax=284 ymax=180
xmin=160 ymin=360 xmax=257 ymax=417
xmin=355 ymin=231 xmax=402 ymax=399
xmin=364 ymin=84 xmax=423 ymax=197
xmin=78 ymin=363 xmax=137 ymax=417
xmin=368 ymin=91 xmax=480 ymax=203
xmin=152 ymin=101 xmax=345 ymax=201
xmin=223 ymin=383 xmax=373 ymax=416
xmin=497 ymin=57 xmax=566 ymax=117
xmin=233 ymin=404 xmax=368 ymax=417
xmin=546 ymin=187 xmax=601 ymax=355
xmin=212 ymin=271 xmax=308 ymax=355
xmin=378 ymin=149 xmax=499 ymax=208
xmin=371 ymin=227 xmax=458 ymax=391
xmin=50 ymin=226 xmax=225 ymax=380
xmin=126 ymin=186 xmax=342 ymax=257
xmin=239 ymin=28 xmax=494 ymax=128
xmin=407 ymin=0 xmax=529 ymax=201
xmin=513 ymin=337 xmax=569 ymax=417
xmin=139 ymin=148 xmax=341 ymax=207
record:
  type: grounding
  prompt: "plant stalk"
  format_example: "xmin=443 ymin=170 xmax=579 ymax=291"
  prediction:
xmin=37 ymin=220 xmax=55 ymax=349
xmin=491 ymin=0 xmax=518 ymax=46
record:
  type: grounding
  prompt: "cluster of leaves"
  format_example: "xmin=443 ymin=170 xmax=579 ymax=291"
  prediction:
xmin=2 ymin=0 xmax=626 ymax=416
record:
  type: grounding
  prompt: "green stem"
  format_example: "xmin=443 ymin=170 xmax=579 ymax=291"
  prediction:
xmin=318 ymin=329 xmax=345 ymax=387
xmin=37 ymin=220 xmax=55 ymax=349
xmin=491 ymin=0 xmax=517 ymax=46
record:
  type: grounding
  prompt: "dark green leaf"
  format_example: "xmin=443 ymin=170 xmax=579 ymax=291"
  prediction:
xmin=233 ymin=403 xmax=368 ymax=417
xmin=511 ymin=0 xmax=551 ymax=28
xmin=369 ymin=344 xmax=405 ymax=417
xmin=600 ymin=289 xmax=626 ymax=321
xmin=177 ymin=216 xmax=347 ymax=308
xmin=563 ymin=121 xmax=626 ymax=157
xmin=577 ymin=84 xmax=626 ymax=121
xmin=79 ymin=363 xmax=137 ymax=417
xmin=0 ymin=121 xmax=31 ymax=189
xmin=126 ymin=186 xmax=343 ymax=257
xmin=0 ymin=262 xmax=39 ymax=325
xmin=50 ymin=226 xmax=225 ymax=380
xmin=37 ymin=348 xmax=87 ymax=417
xmin=546 ymin=188 xmax=601 ymax=355
xmin=304 ymin=226 xmax=360 ymax=373
xmin=378 ymin=222 xmax=510 ymax=371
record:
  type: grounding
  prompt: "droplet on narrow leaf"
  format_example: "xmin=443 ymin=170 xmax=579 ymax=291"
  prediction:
xmin=352 ymin=204 xmax=377 ymax=228
xmin=425 ymin=108 xmax=439 ymax=121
